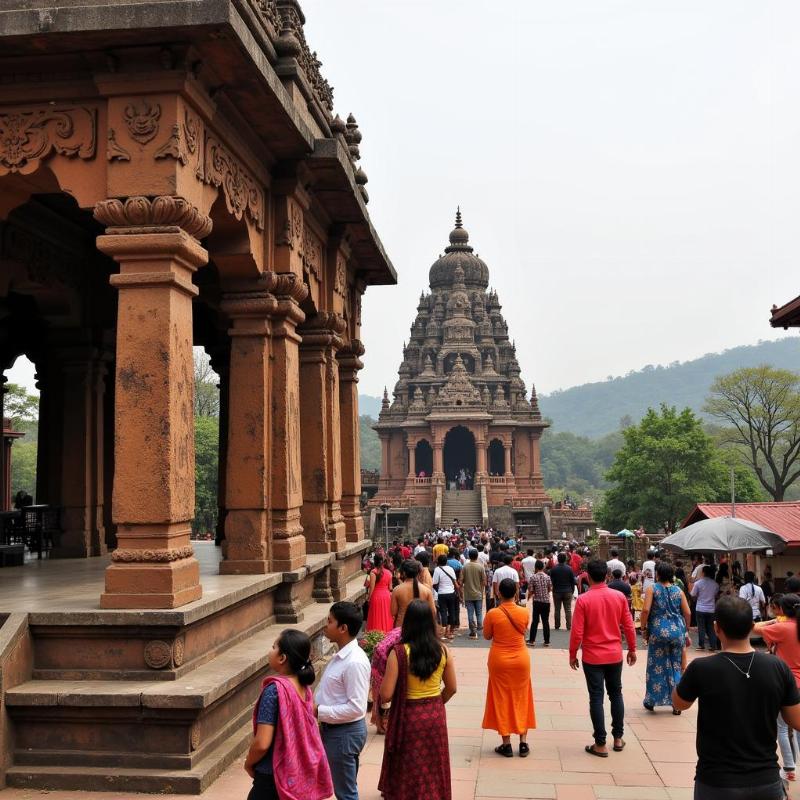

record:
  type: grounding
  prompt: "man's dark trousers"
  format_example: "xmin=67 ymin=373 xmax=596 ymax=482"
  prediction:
xmin=582 ymin=661 xmax=624 ymax=745
xmin=529 ymin=601 xmax=550 ymax=644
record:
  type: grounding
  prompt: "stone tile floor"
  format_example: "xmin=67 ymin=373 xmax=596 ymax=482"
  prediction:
xmin=5 ymin=634 xmax=800 ymax=800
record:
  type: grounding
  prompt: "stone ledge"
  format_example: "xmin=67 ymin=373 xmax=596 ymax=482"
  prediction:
xmin=7 ymin=572 xmax=365 ymax=712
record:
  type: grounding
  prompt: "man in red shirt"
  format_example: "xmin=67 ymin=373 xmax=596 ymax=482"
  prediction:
xmin=569 ymin=559 xmax=637 ymax=757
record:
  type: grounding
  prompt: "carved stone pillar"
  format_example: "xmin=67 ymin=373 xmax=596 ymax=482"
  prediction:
xmin=95 ymin=196 xmax=209 ymax=609
xmin=52 ymin=350 xmax=107 ymax=558
xmin=433 ymin=441 xmax=444 ymax=481
xmin=298 ymin=312 xmax=346 ymax=554
xmin=270 ymin=273 xmax=308 ymax=570
xmin=476 ymin=439 xmax=487 ymax=480
xmin=378 ymin=433 xmax=390 ymax=489
xmin=219 ymin=277 xmax=276 ymax=574
xmin=407 ymin=440 xmax=416 ymax=480
xmin=338 ymin=340 xmax=366 ymax=543
xmin=504 ymin=438 xmax=513 ymax=477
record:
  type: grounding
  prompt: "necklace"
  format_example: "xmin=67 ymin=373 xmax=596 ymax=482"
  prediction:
xmin=722 ymin=651 xmax=756 ymax=679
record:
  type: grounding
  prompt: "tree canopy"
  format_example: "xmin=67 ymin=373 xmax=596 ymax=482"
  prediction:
xmin=705 ymin=365 xmax=800 ymax=501
xmin=597 ymin=404 xmax=763 ymax=533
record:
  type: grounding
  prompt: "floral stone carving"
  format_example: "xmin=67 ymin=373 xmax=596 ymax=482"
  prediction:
xmin=0 ymin=106 xmax=97 ymax=175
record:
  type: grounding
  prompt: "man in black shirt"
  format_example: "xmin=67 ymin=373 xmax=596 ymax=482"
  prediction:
xmin=550 ymin=552 xmax=576 ymax=630
xmin=673 ymin=596 xmax=800 ymax=800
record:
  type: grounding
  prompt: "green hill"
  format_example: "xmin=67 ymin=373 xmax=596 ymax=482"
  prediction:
xmin=538 ymin=338 xmax=800 ymax=438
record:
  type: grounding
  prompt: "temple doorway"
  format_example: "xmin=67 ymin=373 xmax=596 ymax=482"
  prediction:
xmin=444 ymin=426 xmax=476 ymax=486
xmin=488 ymin=439 xmax=504 ymax=476
xmin=415 ymin=439 xmax=433 ymax=477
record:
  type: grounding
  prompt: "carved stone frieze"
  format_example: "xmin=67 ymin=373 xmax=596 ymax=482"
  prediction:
xmin=0 ymin=105 xmax=97 ymax=175
xmin=110 ymin=544 xmax=195 ymax=562
xmin=94 ymin=196 xmax=212 ymax=239
xmin=202 ymin=134 xmax=265 ymax=231
xmin=301 ymin=226 xmax=322 ymax=281
xmin=154 ymin=109 xmax=203 ymax=170
xmin=275 ymin=1 xmax=334 ymax=112
xmin=334 ymin=252 xmax=347 ymax=297
xmin=123 ymin=100 xmax=161 ymax=144
xmin=173 ymin=636 xmax=186 ymax=667
xmin=143 ymin=640 xmax=173 ymax=669
xmin=107 ymin=129 xmax=131 ymax=162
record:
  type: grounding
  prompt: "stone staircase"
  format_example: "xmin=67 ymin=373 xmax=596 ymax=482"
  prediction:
xmin=0 ymin=568 xmax=366 ymax=793
xmin=440 ymin=489 xmax=482 ymax=529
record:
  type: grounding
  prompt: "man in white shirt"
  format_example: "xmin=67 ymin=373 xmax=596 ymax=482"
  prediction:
xmin=477 ymin=545 xmax=490 ymax=568
xmin=521 ymin=549 xmax=538 ymax=582
xmin=315 ymin=602 xmax=371 ymax=800
xmin=492 ymin=553 xmax=520 ymax=600
xmin=606 ymin=549 xmax=626 ymax=578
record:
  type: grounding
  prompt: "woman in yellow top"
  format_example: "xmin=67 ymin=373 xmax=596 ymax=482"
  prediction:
xmin=482 ymin=577 xmax=536 ymax=757
xmin=378 ymin=599 xmax=457 ymax=800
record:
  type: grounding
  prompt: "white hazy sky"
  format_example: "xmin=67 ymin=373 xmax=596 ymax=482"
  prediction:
xmin=302 ymin=0 xmax=800 ymax=397
xmin=8 ymin=1 xmax=800 ymax=397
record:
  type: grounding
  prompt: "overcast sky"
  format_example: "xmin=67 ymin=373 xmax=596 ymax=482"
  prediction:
xmin=302 ymin=0 xmax=800 ymax=398
xmin=8 ymin=1 xmax=800 ymax=398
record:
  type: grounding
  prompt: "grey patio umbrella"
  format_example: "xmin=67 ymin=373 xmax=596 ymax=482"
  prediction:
xmin=660 ymin=516 xmax=788 ymax=554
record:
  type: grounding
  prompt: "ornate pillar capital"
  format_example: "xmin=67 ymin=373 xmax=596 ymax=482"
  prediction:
xmin=94 ymin=195 xmax=212 ymax=238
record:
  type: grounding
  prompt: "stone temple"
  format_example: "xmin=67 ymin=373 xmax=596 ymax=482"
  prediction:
xmin=369 ymin=211 xmax=553 ymax=538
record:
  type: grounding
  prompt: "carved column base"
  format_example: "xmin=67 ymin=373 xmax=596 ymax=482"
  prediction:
xmin=312 ymin=567 xmax=334 ymax=603
xmin=272 ymin=508 xmax=305 ymax=572
xmin=341 ymin=499 xmax=365 ymax=543
xmin=220 ymin=509 xmax=270 ymax=574
xmin=101 ymin=526 xmax=201 ymax=609
xmin=275 ymin=581 xmax=306 ymax=624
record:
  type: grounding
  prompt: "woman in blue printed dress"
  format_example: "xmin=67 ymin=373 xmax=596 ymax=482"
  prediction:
xmin=639 ymin=562 xmax=692 ymax=713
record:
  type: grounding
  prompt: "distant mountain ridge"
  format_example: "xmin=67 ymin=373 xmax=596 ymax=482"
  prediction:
xmin=537 ymin=338 xmax=800 ymax=439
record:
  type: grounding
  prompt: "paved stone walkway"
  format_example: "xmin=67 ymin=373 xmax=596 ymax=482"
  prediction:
xmin=4 ymin=640 xmax=799 ymax=800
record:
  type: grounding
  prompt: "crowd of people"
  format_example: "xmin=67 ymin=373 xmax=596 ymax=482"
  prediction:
xmin=244 ymin=528 xmax=800 ymax=800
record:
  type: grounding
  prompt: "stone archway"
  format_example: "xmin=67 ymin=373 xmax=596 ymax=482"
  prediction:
xmin=443 ymin=425 xmax=476 ymax=482
xmin=415 ymin=439 xmax=433 ymax=477
xmin=488 ymin=439 xmax=504 ymax=476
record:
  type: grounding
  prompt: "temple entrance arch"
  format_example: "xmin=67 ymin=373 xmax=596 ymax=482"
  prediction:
xmin=488 ymin=439 xmax=504 ymax=476
xmin=443 ymin=425 xmax=475 ymax=484
xmin=415 ymin=439 xmax=433 ymax=477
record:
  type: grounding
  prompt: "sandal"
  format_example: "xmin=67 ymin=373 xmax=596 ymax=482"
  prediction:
xmin=613 ymin=739 xmax=626 ymax=752
xmin=786 ymin=770 xmax=796 ymax=782
xmin=519 ymin=742 xmax=530 ymax=758
xmin=495 ymin=743 xmax=513 ymax=758
xmin=643 ymin=702 xmax=655 ymax=712
xmin=672 ymin=708 xmax=681 ymax=716
xmin=585 ymin=744 xmax=608 ymax=758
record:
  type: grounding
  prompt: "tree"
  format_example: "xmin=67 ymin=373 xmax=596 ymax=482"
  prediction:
xmin=194 ymin=415 xmax=219 ymax=535
xmin=10 ymin=440 xmax=37 ymax=498
xmin=597 ymin=405 xmax=725 ymax=533
xmin=5 ymin=383 xmax=38 ymax=424
xmin=194 ymin=350 xmax=220 ymax=418
xmin=705 ymin=366 xmax=800 ymax=501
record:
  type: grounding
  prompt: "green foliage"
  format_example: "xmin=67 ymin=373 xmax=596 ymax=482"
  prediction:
xmin=194 ymin=350 xmax=220 ymax=418
xmin=360 ymin=414 xmax=381 ymax=471
xmin=358 ymin=629 xmax=385 ymax=661
xmin=539 ymin=339 xmax=800 ymax=438
xmin=194 ymin=415 xmax=219 ymax=535
xmin=705 ymin=365 xmax=800 ymax=501
xmin=5 ymin=383 xmax=38 ymax=424
xmin=11 ymin=439 xmax=37 ymax=499
xmin=597 ymin=405 xmax=747 ymax=534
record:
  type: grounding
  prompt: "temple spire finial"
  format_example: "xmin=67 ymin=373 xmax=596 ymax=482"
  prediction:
xmin=455 ymin=206 xmax=463 ymax=229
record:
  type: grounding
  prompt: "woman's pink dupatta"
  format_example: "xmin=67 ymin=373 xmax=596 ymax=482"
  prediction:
xmin=252 ymin=675 xmax=333 ymax=800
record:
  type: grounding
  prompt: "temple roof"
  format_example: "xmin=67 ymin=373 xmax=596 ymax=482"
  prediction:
xmin=376 ymin=211 xmax=547 ymax=430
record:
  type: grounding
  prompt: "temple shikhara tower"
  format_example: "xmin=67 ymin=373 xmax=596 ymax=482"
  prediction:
xmin=370 ymin=212 xmax=552 ymax=537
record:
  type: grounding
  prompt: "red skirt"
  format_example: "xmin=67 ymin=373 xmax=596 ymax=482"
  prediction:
xmin=378 ymin=696 xmax=451 ymax=800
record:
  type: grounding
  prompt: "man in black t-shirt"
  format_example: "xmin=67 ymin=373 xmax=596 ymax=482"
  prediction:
xmin=673 ymin=596 xmax=800 ymax=800
xmin=608 ymin=569 xmax=632 ymax=614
